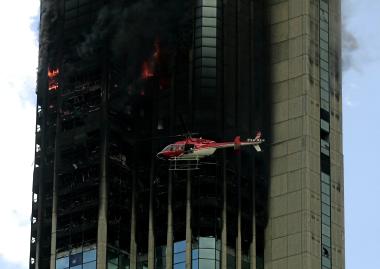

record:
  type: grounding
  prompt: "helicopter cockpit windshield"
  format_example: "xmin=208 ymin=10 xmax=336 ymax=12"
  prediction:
xmin=162 ymin=144 xmax=184 ymax=152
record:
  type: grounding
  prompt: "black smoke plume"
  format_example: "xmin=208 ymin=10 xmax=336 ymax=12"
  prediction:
xmin=75 ymin=0 xmax=191 ymax=83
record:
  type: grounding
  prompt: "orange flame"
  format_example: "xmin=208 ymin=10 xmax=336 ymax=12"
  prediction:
xmin=141 ymin=61 xmax=154 ymax=79
xmin=141 ymin=40 xmax=161 ymax=80
xmin=48 ymin=68 xmax=59 ymax=91
xmin=48 ymin=68 xmax=59 ymax=78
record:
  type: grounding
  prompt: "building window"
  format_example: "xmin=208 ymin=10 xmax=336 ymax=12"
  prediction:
xmin=174 ymin=240 xmax=186 ymax=269
xmin=56 ymin=246 xmax=97 ymax=269
xmin=192 ymin=237 xmax=220 ymax=269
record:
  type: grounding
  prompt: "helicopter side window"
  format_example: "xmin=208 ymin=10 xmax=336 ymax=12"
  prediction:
xmin=162 ymin=145 xmax=174 ymax=152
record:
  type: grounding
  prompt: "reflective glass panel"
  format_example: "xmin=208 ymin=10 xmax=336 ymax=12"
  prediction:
xmin=321 ymin=89 xmax=329 ymax=102
xmin=320 ymin=59 xmax=329 ymax=71
xmin=200 ymin=0 xmax=217 ymax=7
xmin=174 ymin=252 xmax=186 ymax=264
xmin=70 ymin=253 xmax=83 ymax=267
xmin=197 ymin=17 xmax=217 ymax=27
xmin=199 ymin=249 xmax=216 ymax=259
xmin=195 ymin=57 xmax=216 ymax=67
xmin=56 ymin=256 xmax=69 ymax=269
xmin=201 ymin=27 xmax=217 ymax=37
xmin=321 ymin=172 xmax=330 ymax=183
xmin=321 ymin=119 xmax=329 ymax=132
xmin=322 ymin=213 xmax=330 ymax=225
xmin=320 ymin=40 xmax=328 ymax=50
xmin=321 ymin=79 xmax=329 ymax=91
xmin=174 ymin=241 xmax=186 ymax=253
xmin=321 ymin=99 xmax=330 ymax=112
xmin=71 ymin=265 xmax=82 ymax=269
xmin=321 ymin=1 xmax=328 ymax=10
xmin=199 ymin=259 xmax=215 ymax=269
xmin=192 ymin=249 xmax=199 ymax=259
xmin=322 ymin=256 xmax=331 ymax=268
xmin=322 ymin=224 xmax=331 ymax=236
xmin=202 ymin=67 xmax=217 ymax=77
xmin=321 ymin=182 xmax=330 ymax=195
xmin=199 ymin=237 xmax=215 ymax=248
xmin=322 ymin=203 xmax=331 ymax=216
xmin=321 ymin=21 xmax=329 ymax=32
xmin=201 ymin=7 xmax=217 ymax=17
xmin=322 ymin=235 xmax=331 ymax=247
xmin=321 ymin=193 xmax=330 ymax=205
xmin=320 ymin=30 xmax=329 ymax=42
xmin=196 ymin=37 xmax=217 ymax=48
xmin=83 ymin=261 xmax=96 ymax=269
xmin=107 ymin=262 xmax=118 ymax=269
xmin=320 ymin=10 xmax=329 ymax=23
xmin=83 ymin=249 xmax=96 ymax=263
xmin=174 ymin=263 xmax=186 ymax=269
xmin=192 ymin=259 xmax=199 ymax=269
xmin=320 ymin=49 xmax=329 ymax=61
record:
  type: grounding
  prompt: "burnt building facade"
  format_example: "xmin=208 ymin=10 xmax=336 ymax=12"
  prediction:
xmin=30 ymin=1 xmax=344 ymax=269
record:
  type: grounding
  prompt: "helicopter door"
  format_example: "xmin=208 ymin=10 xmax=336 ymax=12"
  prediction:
xmin=184 ymin=143 xmax=195 ymax=153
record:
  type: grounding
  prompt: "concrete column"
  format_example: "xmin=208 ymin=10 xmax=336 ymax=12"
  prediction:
xmin=236 ymin=155 xmax=242 ymax=269
xmin=250 ymin=216 xmax=256 ymax=269
xmin=49 ymin=161 xmax=58 ymax=268
xmin=50 ymin=106 xmax=61 ymax=269
xmin=166 ymin=172 xmax=173 ymax=269
xmin=97 ymin=146 xmax=108 ymax=269
xmin=236 ymin=212 xmax=242 ymax=269
xmin=221 ymin=153 xmax=227 ymax=269
xmin=148 ymin=163 xmax=155 ymax=269
xmin=50 ymin=185 xmax=57 ymax=269
xmin=97 ymin=61 xmax=109 ymax=269
xmin=130 ymin=172 xmax=137 ymax=269
xmin=185 ymin=171 xmax=192 ymax=269
xmin=250 ymin=161 xmax=256 ymax=269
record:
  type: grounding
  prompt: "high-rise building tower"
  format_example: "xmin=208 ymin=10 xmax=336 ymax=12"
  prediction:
xmin=30 ymin=1 xmax=343 ymax=269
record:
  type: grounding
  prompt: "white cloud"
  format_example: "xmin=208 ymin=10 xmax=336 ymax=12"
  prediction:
xmin=0 ymin=0 xmax=40 ymax=268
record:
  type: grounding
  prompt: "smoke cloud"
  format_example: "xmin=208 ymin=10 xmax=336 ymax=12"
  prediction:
xmin=342 ymin=24 xmax=359 ymax=71
xmin=38 ymin=0 xmax=58 ymax=70
xmin=342 ymin=1 xmax=359 ymax=72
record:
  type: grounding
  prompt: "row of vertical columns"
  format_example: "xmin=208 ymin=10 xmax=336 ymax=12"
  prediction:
xmin=141 ymin=161 xmax=258 ymax=269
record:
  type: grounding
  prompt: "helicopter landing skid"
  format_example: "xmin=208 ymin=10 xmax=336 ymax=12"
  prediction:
xmin=169 ymin=157 xmax=200 ymax=171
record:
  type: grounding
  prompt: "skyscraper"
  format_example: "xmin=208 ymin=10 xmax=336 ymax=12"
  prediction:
xmin=30 ymin=1 xmax=344 ymax=269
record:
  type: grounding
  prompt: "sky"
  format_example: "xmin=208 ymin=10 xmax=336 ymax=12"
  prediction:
xmin=0 ymin=0 xmax=378 ymax=269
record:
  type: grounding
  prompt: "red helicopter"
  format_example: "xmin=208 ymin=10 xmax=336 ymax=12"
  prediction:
xmin=157 ymin=131 xmax=264 ymax=166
